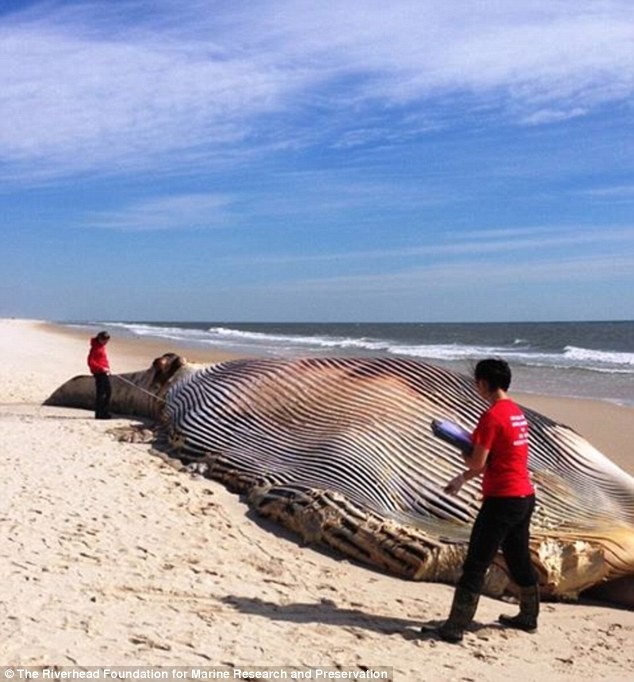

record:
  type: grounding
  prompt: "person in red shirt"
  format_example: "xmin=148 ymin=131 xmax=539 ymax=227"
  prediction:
xmin=87 ymin=331 xmax=112 ymax=419
xmin=430 ymin=358 xmax=539 ymax=643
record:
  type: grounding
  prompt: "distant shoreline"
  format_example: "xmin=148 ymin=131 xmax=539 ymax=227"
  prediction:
xmin=39 ymin=319 xmax=634 ymax=474
xmin=53 ymin=318 xmax=634 ymax=408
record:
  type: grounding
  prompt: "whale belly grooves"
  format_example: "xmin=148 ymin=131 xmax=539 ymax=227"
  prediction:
xmin=45 ymin=355 xmax=634 ymax=605
xmin=163 ymin=357 xmax=634 ymax=602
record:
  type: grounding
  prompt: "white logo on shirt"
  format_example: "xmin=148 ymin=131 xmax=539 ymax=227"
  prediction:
xmin=511 ymin=414 xmax=529 ymax=446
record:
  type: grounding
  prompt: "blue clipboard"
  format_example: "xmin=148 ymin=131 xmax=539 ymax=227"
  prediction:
xmin=431 ymin=419 xmax=473 ymax=456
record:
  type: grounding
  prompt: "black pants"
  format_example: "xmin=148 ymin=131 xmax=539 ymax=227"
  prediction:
xmin=458 ymin=494 xmax=537 ymax=594
xmin=94 ymin=372 xmax=112 ymax=418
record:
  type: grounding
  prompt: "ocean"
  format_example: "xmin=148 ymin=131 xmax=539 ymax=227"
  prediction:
xmin=67 ymin=320 xmax=634 ymax=406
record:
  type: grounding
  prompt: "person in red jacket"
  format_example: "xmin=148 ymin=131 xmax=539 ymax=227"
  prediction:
xmin=426 ymin=358 xmax=539 ymax=643
xmin=87 ymin=331 xmax=112 ymax=419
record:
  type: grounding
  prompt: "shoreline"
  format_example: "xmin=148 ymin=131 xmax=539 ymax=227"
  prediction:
xmin=52 ymin=319 xmax=634 ymax=409
xmin=42 ymin=320 xmax=634 ymax=474
xmin=1 ymin=318 xmax=633 ymax=678
xmin=40 ymin=320 xmax=243 ymax=367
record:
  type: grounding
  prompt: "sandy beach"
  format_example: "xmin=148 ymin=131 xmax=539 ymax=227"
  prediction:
xmin=1 ymin=319 xmax=632 ymax=680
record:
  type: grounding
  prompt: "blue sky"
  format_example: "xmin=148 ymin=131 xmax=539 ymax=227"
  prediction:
xmin=1 ymin=0 xmax=633 ymax=322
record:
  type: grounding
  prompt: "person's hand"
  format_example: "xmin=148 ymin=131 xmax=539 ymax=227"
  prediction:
xmin=444 ymin=473 xmax=465 ymax=495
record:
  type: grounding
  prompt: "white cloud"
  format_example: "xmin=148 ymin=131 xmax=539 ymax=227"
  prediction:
xmin=220 ymin=1 xmax=634 ymax=106
xmin=87 ymin=193 xmax=235 ymax=231
xmin=579 ymin=184 xmax=634 ymax=200
xmin=521 ymin=108 xmax=588 ymax=126
xmin=269 ymin=253 xmax=634 ymax=297
xmin=0 ymin=30 xmax=287 ymax=173
xmin=1 ymin=1 xmax=633 ymax=180
xmin=217 ymin=225 xmax=634 ymax=266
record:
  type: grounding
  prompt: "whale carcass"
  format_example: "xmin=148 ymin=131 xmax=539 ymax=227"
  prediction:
xmin=45 ymin=355 xmax=634 ymax=605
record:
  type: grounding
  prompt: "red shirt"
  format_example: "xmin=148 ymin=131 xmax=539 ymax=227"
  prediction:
xmin=87 ymin=338 xmax=110 ymax=374
xmin=472 ymin=399 xmax=533 ymax=498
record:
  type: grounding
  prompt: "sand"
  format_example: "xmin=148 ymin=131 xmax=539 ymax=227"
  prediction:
xmin=0 ymin=319 xmax=632 ymax=680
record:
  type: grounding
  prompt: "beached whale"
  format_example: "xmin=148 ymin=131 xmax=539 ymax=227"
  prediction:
xmin=45 ymin=355 xmax=634 ymax=606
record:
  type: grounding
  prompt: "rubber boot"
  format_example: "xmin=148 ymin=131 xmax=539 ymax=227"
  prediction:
xmin=499 ymin=585 xmax=539 ymax=632
xmin=434 ymin=586 xmax=480 ymax=643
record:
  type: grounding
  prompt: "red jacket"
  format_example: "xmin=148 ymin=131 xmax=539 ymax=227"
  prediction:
xmin=87 ymin=338 xmax=110 ymax=374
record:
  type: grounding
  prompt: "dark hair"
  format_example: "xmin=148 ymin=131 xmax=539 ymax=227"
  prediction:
xmin=96 ymin=331 xmax=110 ymax=342
xmin=474 ymin=358 xmax=511 ymax=391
